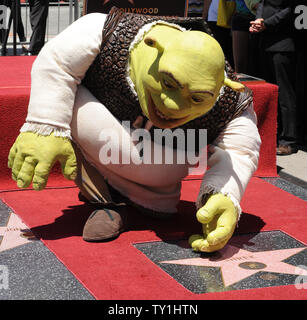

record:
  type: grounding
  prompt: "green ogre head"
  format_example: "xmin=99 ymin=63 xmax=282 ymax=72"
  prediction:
xmin=129 ymin=24 xmax=244 ymax=129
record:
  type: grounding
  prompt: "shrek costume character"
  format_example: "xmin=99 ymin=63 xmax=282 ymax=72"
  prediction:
xmin=8 ymin=8 xmax=261 ymax=252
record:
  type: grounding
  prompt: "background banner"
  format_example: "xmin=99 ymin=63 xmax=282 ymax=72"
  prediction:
xmin=83 ymin=0 xmax=189 ymax=17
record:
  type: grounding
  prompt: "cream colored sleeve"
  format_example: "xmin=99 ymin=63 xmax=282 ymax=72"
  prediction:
xmin=20 ymin=13 xmax=107 ymax=138
xmin=196 ymin=103 xmax=261 ymax=218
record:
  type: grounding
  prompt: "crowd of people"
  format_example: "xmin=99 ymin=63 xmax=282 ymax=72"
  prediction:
xmin=190 ymin=0 xmax=307 ymax=155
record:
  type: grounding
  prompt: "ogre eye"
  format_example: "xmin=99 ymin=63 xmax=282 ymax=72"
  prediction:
xmin=191 ymin=95 xmax=204 ymax=103
xmin=162 ymin=79 xmax=175 ymax=89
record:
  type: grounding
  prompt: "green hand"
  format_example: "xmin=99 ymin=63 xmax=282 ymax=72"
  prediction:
xmin=189 ymin=193 xmax=238 ymax=252
xmin=8 ymin=132 xmax=77 ymax=190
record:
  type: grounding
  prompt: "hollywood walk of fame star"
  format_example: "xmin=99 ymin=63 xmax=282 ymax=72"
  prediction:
xmin=0 ymin=212 xmax=37 ymax=253
xmin=103 ymin=0 xmax=135 ymax=5
xmin=160 ymin=244 xmax=307 ymax=287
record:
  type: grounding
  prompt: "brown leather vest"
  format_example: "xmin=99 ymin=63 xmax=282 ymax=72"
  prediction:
xmin=83 ymin=7 xmax=253 ymax=146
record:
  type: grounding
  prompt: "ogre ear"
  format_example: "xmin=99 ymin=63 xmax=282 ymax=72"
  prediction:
xmin=224 ymin=78 xmax=245 ymax=92
xmin=144 ymin=36 xmax=165 ymax=54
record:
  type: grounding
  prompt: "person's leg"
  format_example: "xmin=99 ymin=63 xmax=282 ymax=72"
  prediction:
xmin=231 ymin=12 xmax=255 ymax=74
xmin=273 ymin=52 xmax=298 ymax=154
xmin=296 ymin=43 xmax=307 ymax=145
xmin=72 ymin=141 xmax=129 ymax=242
xmin=16 ymin=1 xmax=26 ymax=42
xmin=28 ymin=0 xmax=49 ymax=54
xmin=75 ymin=141 xmax=182 ymax=219
xmin=259 ymin=50 xmax=275 ymax=83
xmin=248 ymin=33 xmax=261 ymax=77
xmin=207 ymin=21 xmax=233 ymax=67
xmin=232 ymin=30 xmax=250 ymax=74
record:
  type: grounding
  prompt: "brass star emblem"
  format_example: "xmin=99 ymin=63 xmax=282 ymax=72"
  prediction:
xmin=0 ymin=212 xmax=37 ymax=252
xmin=160 ymin=244 xmax=307 ymax=287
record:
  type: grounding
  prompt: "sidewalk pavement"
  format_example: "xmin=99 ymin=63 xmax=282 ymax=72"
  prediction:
xmin=277 ymin=147 xmax=307 ymax=190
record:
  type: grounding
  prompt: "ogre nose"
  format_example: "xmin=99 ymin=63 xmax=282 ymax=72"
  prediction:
xmin=160 ymin=93 xmax=180 ymax=111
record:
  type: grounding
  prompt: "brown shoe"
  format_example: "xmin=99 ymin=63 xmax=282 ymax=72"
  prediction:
xmin=82 ymin=207 xmax=126 ymax=242
xmin=276 ymin=144 xmax=298 ymax=156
